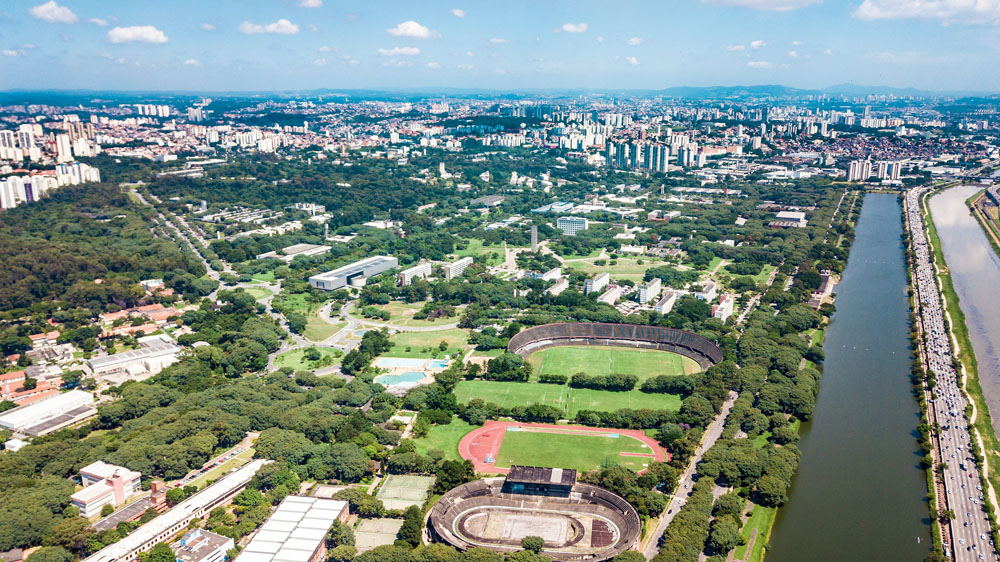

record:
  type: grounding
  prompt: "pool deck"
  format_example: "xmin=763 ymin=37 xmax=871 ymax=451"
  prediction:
xmin=373 ymin=357 xmax=452 ymax=395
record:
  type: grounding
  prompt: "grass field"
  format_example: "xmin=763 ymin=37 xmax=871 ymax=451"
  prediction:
xmin=251 ymin=272 xmax=276 ymax=283
xmin=244 ymin=286 xmax=272 ymax=300
xmin=526 ymin=346 xmax=701 ymax=381
xmin=362 ymin=302 xmax=460 ymax=328
xmin=387 ymin=328 xmax=469 ymax=358
xmin=414 ymin=418 xmax=475 ymax=460
xmin=305 ymin=316 xmax=344 ymax=342
xmin=274 ymin=347 xmax=342 ymax=372
xmin=453 ymin=380 xmax=681 ymax=417
xmin=494 ymin=429 xmax=656 ymax=472
xmin=564 ymin=258 xmax=662 ymax=282
xmin=187 ymin=448 xmax=256 ymax=490
xmin=733 ymin=505 xmax=776 ymax=562
xmin=454 ymin=238 xmax=504 ymax=266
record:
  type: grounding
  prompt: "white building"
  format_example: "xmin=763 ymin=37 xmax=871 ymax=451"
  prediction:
xmin=171 ymin=529 xmax=234 ymax=562
xmin=598 ymin=286 xmax=623 ymax=305
xmin=713 ymin=294 xmax=736 ymax=323
xmin=87 ymin=336 xmax=181 ymax=379
xmin=442 ymin=257 xmax=474 ymax=280
xmin=235 ymin=496 xmax=349 ymax=562
xmin=655 ymin=291 xmax=678 ymax=314
xmin=848 ymin=159 xmax=872 ymax=182
xmin=397 ymin=262 xmax=432 ymax=286
xmin=309 ymin=256 xmax=399 ymax=291
xmin=72 ymin=461 xmax=142 ymax=518
xmin=556 ymin=216 xmax=589 ymax=236
xmin=695 ymin=281 xmax=718 ymax=303
xmin=638 ymin=278 xmax=661 ymax=305
xmin=0 ymin=389 xmax=96 ymax=436
xmin=585 ymin=272 xmax=610 ymax=295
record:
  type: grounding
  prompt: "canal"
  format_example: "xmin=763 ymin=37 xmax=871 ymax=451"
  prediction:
xmin=766 ymin=193 xmax=931 ymax=562
xmin=929 ymin=185 xmax=1000 ymax=442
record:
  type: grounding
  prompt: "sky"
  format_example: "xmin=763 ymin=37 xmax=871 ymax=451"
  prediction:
xmin=2 ymin=0 xmax=1000 ymax=92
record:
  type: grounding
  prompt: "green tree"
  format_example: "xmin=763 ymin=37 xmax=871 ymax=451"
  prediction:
xmin=25 ymin=547 xmax=73 ymax=562
xmin=434 ymin=460 xmax=475 ymax=494
xmin=521 ymin=536 xmax=544 ymax=553
xmin=397 ymin=505 xmax=424 ymax=547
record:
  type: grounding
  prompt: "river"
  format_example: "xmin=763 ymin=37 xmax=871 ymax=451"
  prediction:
xmin=929 ymin=185 xmax=1000 ymax=442
xmin=766 ymin=193 xmax=931 ymax=562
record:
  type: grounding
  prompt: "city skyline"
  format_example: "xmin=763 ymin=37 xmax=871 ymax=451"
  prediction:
xmin=2 ymin=0 xmax=1000 ymax=92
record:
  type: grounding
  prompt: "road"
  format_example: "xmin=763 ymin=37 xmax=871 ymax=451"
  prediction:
xmin=906 ymin=184 xmax=997 ymax=562
xmin=643 ymin=391 xmax=740 ymax=560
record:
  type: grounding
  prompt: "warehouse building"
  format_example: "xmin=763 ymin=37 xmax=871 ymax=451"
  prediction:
xmin=235 ymin=496 xmax=349 ymax=562
xmin=308 ymin=256 xmax=398 ymax=291
xmin=257 ymin=244 xmax=331 ymax=263
xmin=0 ymin=389 xmax=96 ymax=436
xmin=87 ymin=336 xmax=181 ymax=380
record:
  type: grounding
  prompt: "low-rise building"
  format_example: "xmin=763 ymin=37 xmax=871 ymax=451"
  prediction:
xmin=0 ymin=389 xmax=96 ymax=436
xmin=397 ymin=262 xmax=432 ymax=286
xmin=655 ymin=291 xmax=678 ymax=315
xmin=257 ymin=244 xmax=331 ymax=263
xmin=442 ymin=257 xmax=473 ymax=280
xmin=585 ymin=272 xmax=610 ymax=295
xmin=171 ymin=529 xmax=234 ymax=562
xmin=694 ymin=281 xmax=718 ymax=303
xmin=308 ymin=256 xmax=398 ymax=291
xmin=88 ymin=336 xmax=181 ymax=380
xmin=72 ymin=461 xmax=142 ymax=518
xmin=235 ymin=496 xmax=349 ymax=562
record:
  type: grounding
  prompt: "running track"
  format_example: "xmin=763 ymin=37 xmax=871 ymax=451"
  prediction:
xmin=458 ymin=420 xmax=667 ymax=474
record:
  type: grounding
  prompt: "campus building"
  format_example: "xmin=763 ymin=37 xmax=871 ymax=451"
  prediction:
xmin=87 ymin=336 xmax=181 ymax=379
xmin=71 ymin=461 xmax=142 ymax=518
xmin=655 ymin=291 xmax=678 ymax=315
xmin=308 ymin=256 xmax=398 ymax=291
xmin=171 ymin=529 xmax=234 ymax=562
xmin=0 ymin=389 xmax=96 ymax=436
xmin=257 ymin=244 xmax=331 ymax=263
xmin=442 ymin=257 xmax=474 ymax=280
xmin=585 ymin=272 xmax=610 ymax=295
xmin=397 ymin=262 xmax=432 ymax=286
xmin=638 ymin=278 xmax=661 ymax=305
xmin=235 ymin=496 xmax=349 ymax=562
xmin=556 ymin=216 xmax=588 ymax=236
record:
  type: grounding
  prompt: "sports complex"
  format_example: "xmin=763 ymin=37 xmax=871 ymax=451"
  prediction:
xmin=428 ymin=466 xmax=641 ymax=562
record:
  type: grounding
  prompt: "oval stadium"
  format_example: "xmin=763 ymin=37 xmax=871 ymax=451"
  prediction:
xmin=507 ymin=322 xmax=724 ymax=371
xmin=428 ymin=466 xmax=641 ymax=562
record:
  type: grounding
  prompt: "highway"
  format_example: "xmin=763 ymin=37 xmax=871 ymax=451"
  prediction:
xmin=906 ymin=184 xmax=998 ymax=561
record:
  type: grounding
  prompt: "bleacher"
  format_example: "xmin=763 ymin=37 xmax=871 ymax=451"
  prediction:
xmin=507 ymin=322 xmax=724 ymax=370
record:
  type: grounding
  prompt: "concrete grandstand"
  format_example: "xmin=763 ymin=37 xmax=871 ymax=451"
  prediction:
xmin=507 ymin=322 xmax=723 ymax=370
xmin=428 ymin=467 xmax=640 ymax=562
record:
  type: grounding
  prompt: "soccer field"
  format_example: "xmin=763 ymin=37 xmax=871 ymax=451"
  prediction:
xmin=526 ymin=345 xmax=701 ymax=381
xmin=494 ymin=429 xmax=656 ymax=472
xmin=453 ymin=380 xmax=681 ymax=417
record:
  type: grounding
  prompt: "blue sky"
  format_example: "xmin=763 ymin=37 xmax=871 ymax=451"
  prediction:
xmin=1 ymin=0 xmax=999 ymax=92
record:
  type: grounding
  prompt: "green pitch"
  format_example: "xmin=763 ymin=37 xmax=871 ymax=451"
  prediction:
xmin=494 ymin=429 xmax=655 ymax=472
xmin=453 ymin=381 xmax=681 ymax=416
xmin=527 ymin=345 xmax=701 ymax=381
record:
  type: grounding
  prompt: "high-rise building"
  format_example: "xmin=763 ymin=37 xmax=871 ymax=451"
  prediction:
xmin=585 ymin=272 xmax=610 ymax=295
xmin=848 ymin=159 xmax=873 ymax=182
xmin=530 ymin=225 xmax=538 ymax=252
xmin=556 ymin=216 xmax=588 ymax=236
xmin=56 ymin=134 xmax=73 ymax=163
xmin=638 ymin=278 xmax=661 ymax=305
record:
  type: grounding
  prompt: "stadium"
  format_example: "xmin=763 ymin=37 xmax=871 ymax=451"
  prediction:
xmin=507 ymin=322 xmax=724 ymax=371
xmin=428 ymin=466 xmax=641 ymax=562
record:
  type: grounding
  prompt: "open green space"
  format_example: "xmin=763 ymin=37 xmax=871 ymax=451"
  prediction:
xmin=454 ymin=238 xmax=504 ymax=266
xmin=274 ymin=347 xmax=342 ymax=372
xmin=526 ymin=345 xmax=700 ymax=381
xmin=187 ymin=448 xmax=256 ymax=490
xmin=564 ymin=258 xmax=662 ymax=282
xmin=413 ymin=418 xmax=475 ymax=461
xmin=453 ymin=380 xmax=681 ymax=417
xmin=387 ymin=328 xmax=469 ymax=359
xmin=251 ymin=271 xmax=276 ymax=283
xmin=244 ymin=286 xmax=273 ymax=300
xmin=495 ymin=429 xmax=656 ymax=472
xmin=304 ymin=315 xmax=344 ymax=342
xmin=733 ymin=505 xmax=776 ymax=562
xmin=363 ymin=301 xmax=460 ymax=328
xmin=560 ymin=248 xmax=604 ymax=260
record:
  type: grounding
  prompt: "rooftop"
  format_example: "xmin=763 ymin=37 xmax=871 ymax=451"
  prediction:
xmin=505 ymin=465 xmax=577 ymax=487
xmin=235 ymin=496 xmax=348 ymax=562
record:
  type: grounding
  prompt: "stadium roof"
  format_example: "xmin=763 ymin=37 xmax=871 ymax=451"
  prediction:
xmin=506 ymin=466 xmax=577 ymax=487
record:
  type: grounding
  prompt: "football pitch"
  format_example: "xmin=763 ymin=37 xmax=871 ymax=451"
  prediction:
xmin=454 ymin=380 xmax=681 ymax=417
xmin=494 ymin=429 xmax=656 ymax=472
xmin=526 ymin=345 xmax=701 ymax=381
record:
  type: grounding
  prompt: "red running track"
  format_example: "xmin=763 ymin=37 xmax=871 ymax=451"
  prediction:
xmin=458 ymin=420 xmax=668 ymax=474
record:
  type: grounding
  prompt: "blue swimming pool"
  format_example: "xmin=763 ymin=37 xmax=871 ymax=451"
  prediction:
xmin=374 ymin=371 xmax=426 ymax=387
xmin=428 ymin=359 xmax=449 ymax=369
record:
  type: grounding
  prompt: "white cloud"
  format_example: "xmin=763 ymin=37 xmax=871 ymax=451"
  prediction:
xmin=28 ymin=1 xmax=77 ymax=23
xmin=239 ymin=19 xmax=299 ymax=35
xmin=2 ymin=49 xmax=19 ymax=57
xmin=299 ymin=0 xmax=323 ymax=6
xmin=89 ymin=17 xmax=108 ymax=26
xmin=701 ymin=0 xmax=820 ymax=10
xmin=750 ymin=39 xmax=766 ymax=49
xmin=457 ymin=63 xmax=474 ymax=70
xmin=561 ymin=22 xmax=588 ymax=33
xmin=313 ymin=57 xmax=326 ymax=66
xmin=791 ymin=40 xmax=802 ymax=45
xmin=853 ymin=0 xmax=1000 ymax=23
xmin=427 ymin=61 xmax=441 ymax=68
xmin=489 ymin=37 xmax=509 ymax=44
xmin=727 ymin=44 xmax=746 ymax=51
xmin=387 ymin=20 xmax=436 ymax=38
xmin=596 ymin=36 xmax=605 ymax=42
xmin=200 ymin=23 xmax=216 ymax=31
xmin=626 ymin=56 xmax=639 ymax=65
xmin=824 ymin=48 xmax=833 ymax=55
xmin=747 ymin=60 xmax=772 ymax=68
xmin=318 ymin=45 xmax=331 ymax=52
xmin=787 ymin=50 xmax=799 ymax=57
xmin=377 ymin=46 xmax=420 ymax=56
xmin=495 ymin=68 xmax=506 ymax=74
xmin=107 ymin=25 xmax=168 ymax=44
xmin=451 ymin=8 xmax=465 ymax=17
xmin=627 ymin=36 xmax=642 ymax=46
xmin=465 ymin=51 xmax=475 ymax=56
xmin=184 ymin=58 xmax=200 ymax=66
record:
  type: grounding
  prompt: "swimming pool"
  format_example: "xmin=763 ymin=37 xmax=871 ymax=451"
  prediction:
xmin=374 ymin=371 xmax=426 ymax=387
xmin=427 ymin=359 xmax=449 ymax=369
xmin=352 ymin=329 xmax=369 ymax=337
xmin=375 ymin=357 xmax=426 ymax=369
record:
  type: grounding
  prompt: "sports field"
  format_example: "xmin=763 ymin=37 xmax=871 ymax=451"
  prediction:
xmin=526 ymin=345 xmax=701 ymax=381
xmin=494 ymin=429 xmax=656 ymax=472
xmin=453 ymin=381 xmax=681 ymax=417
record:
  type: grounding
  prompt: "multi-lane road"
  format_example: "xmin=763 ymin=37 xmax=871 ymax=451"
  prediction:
xmin=906 ymin=184 xmax=997 ymax=561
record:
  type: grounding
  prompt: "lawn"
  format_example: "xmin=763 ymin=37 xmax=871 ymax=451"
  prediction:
xmin=274 ymin=347 xmax=342 ymax=372
xmin=362 ymin=302 xmax=460 ymax=328
xmin=453 ymin=381 xmax=682 ymax=417
xmin=305 ymin=315 xmax=344 ymax=342
xmin=244 ymin=286 xmax=272 ymax=300
xmin=526 ymin=346 xmax=701 ymax=381
xmin=565 ymin=258 xmax=662 ymax=282
xmin=187 ymin=448 xmax=256 ymax=490
xmin=387 ymin=328 xmax=470 ymax=359
xmin=275 ymin=292 xmax=312 ymax=314
xmin=454 ymin=238 xmax=504 ymax=266
xmin=494 ymin=429 xmax=657 ymax=472
xmin=733 ymin=505 xmax=776 ymax=562
xmin=413 ymin=418 xmax=475 ymax=460
xmin=251 ymin=272 xmax=276 ymax=283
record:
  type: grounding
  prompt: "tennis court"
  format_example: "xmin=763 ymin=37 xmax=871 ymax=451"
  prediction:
xmin=375 ymin=474 xmax=435 ymax=511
